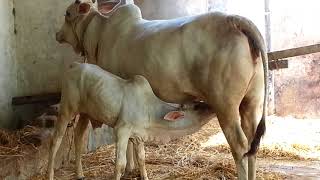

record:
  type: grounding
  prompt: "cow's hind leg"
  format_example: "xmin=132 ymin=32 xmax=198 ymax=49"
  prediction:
xmin=205 ymin=34 xmax=259 ymax=179
xmin=47 ymin=112 xmax=72 ymax=180
xmin=74 ymin=114 xmax=89 ymax=179
xmin=240 ymin=76 xmax=265 ymax=180
xmin=216 ymin=107 xmax=249 ymax=180
xmin=240 ymin=99 xmax=262 ymax=180
xmin=208 ymin=84 xmax=251 ymax=179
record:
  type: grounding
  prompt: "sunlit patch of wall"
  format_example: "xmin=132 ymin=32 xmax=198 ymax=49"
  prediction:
xmin=271 ymin=0 xmax=320 ymax=118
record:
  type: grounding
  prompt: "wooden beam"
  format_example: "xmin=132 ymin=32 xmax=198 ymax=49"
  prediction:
xmin=12 ymin=93 xmax=61 ymax=106
xmin=268 ymin=44 xmax=320 ymax=60
xmin=268 ymin=59 xmax=288 ymax=70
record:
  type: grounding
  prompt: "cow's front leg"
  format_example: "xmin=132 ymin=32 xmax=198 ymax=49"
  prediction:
xmin=74 ymin=115 xmax=89 ymax=179
xmin=114 ymin=127 xmax=131 ymax=180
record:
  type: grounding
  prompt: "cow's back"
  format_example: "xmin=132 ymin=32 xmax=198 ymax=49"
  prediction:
xmin=95 ymin=5 xmax=261 ymax=103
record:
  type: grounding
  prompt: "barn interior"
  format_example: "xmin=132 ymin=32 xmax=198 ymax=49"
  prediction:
xmin=0 ymin=0 xmax=319 ymax=179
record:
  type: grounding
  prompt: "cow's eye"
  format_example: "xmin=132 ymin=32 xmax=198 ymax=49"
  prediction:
xmin=65 ymin=11 xmax=71 ymax=17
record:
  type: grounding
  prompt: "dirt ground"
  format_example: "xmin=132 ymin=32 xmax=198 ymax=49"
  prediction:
xmin=30 ymin=116 xmax=320 ymax=180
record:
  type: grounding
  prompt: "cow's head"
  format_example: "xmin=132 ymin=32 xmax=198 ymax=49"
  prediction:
xmin=56 ymin=0 xmax=133 ymax=55
xmin=56 ymin=0 xmax=97 ymax=54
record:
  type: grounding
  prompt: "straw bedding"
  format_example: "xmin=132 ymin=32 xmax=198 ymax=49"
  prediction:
xmin=0 ymin=126 xmax=45 ymax=161
xmin=5 ymin=117 xmax=319 ymax=179
xmin=29 ymin=120 xmax=289 ymax=179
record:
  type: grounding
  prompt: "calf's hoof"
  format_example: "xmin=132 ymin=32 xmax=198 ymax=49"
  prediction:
xmin=76 ymin=177 xmax=85 ymax=180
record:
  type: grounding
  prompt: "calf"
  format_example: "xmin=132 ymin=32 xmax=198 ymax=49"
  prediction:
xmin=47 ymin=62 xmax=214 ymax=180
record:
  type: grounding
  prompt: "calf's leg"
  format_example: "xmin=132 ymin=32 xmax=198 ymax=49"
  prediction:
xmin=133 ymin=140 xmax=148 ymax=180
xmin=74 ymin=115 xmax=89 ymax=179
xmin=114 ymin=127 xmax=131 ymax=180
xmin=47 ymin=113 xmax=72 ymax=180
xmin=125 ymin=141 xmax=136 ymax=173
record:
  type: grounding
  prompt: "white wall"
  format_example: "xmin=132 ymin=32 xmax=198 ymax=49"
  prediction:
xmin=270 ymin=0 xmax=320 ymax=50
xmin=135 ymin=0 xmax=208 ymax=19
xmin=14 ymin=0 xmax=78 ymax=97
xmin=0 ymin=0 xmax=79 ymax=128
xmin=0 ymin=0 xmax=17 ymax=128
xmin=270 ymin=0 xmax=320 ymax=118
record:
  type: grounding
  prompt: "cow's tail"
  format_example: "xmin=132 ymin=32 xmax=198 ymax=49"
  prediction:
xmin=227 ymin=15 xmax=268 ymax=156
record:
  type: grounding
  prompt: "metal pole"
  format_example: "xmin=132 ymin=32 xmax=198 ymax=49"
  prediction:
xmin=265 ymin=0 xmax=275 ymax=114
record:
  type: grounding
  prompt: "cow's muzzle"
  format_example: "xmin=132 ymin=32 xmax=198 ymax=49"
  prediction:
xmin=55 ymin=32 xmax=64 ymax=43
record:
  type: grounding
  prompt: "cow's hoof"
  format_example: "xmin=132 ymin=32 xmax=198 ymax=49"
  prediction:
xmin=76 ymin=177 xmax=85 ymax=180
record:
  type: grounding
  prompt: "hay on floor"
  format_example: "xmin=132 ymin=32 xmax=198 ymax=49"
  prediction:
xmin=30 ymin=121 xmax=288 ymax=179
xmin=0 ymin=126 xmax=45 ymax=160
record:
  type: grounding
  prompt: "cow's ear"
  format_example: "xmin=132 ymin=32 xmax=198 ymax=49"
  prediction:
xmin=164 ymin=111 xmax=184 ymax=121
xmin=99 ymin=2 xmax=118 ymax=13
xmin=78 ymin=3 xmax=91 ymax=14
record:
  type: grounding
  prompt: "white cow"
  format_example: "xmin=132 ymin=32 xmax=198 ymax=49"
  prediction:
xmin=55 ymin=0 xmax=268 ymax=179
xmin=47 ymin=62 xmax=214 ymax=180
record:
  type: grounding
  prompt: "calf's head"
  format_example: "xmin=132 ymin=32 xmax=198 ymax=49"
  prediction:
xmin=56 ymin=0 xmax=97 ymax=54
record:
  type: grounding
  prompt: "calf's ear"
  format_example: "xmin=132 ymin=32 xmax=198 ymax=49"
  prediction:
xmin=164 ymin=111 xmax=184 ymax=121
xmin=78 ymin=3 xmax=91 ymax=14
